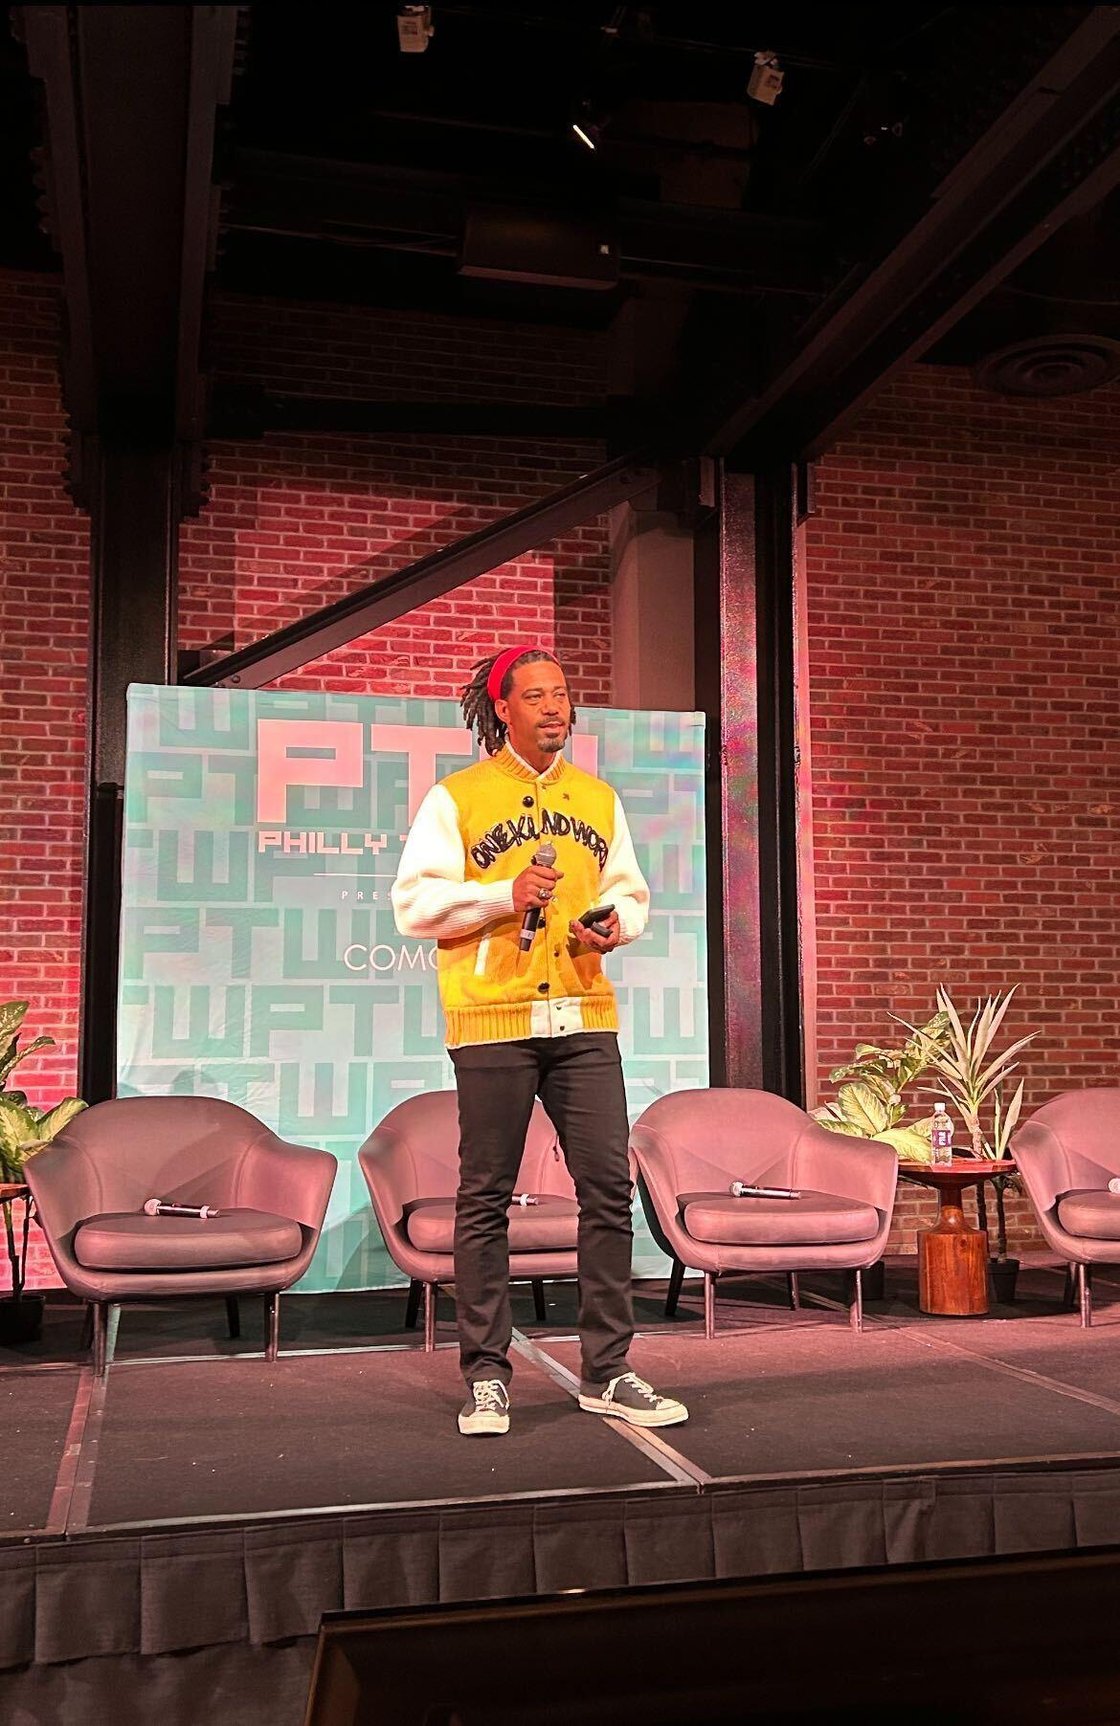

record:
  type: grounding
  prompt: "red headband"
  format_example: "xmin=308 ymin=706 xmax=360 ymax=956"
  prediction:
xmin=486 ymin=645 xmax=553 ymax=704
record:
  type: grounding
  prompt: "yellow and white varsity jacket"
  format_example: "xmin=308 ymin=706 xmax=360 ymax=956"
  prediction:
xmin=391 ymin=744 xmax=649 ymax=1048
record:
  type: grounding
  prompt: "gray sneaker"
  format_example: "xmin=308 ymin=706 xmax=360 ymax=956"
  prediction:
xmin=578 ymin=1371 xmax=688 ymax=1428
xmin=458 ymin=1378 xmax=510 ymax=1436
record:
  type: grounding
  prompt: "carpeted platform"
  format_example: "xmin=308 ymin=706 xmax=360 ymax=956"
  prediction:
xmin=6 ymin=1260 xmax=1120 ymax=1539
xmin=0 ymin=1366 xmax=81 ymax=1534
xmin=86 ymin=1348 xmax=670 ymax=1526
xmin=6 ymin=1258 xmax=1120 ymax=1719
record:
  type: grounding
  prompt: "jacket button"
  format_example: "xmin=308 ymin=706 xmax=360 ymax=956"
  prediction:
xmin=537 ymin=982 xmax=549 ymax=994
xmin=522 ymin=795 xmax=533 ymax=807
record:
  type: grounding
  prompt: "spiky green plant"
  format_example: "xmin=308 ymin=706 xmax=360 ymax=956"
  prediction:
xmin=894 ymin=987 xmax=1035 ymax=1161
xmin=812 ymin=1011 xmax=952 ymax=1161
xmin=0 ymin=1001 xmax=86 ymax=1301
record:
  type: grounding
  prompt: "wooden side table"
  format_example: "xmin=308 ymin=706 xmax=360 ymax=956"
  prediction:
xmin=897 ymin=1159 xmax=1014 ymax=1316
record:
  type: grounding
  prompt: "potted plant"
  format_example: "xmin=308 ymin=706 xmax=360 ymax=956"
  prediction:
xmin=0 ymin=1000 xmax=86 ymax=1342
xmin=896 ymin=987 xmax=1034 ymax=1302
xmin=813 ymin=1009 xmax=951 ymax=1159
xmin=813 ymin=1011 xmax=951 ymax=1299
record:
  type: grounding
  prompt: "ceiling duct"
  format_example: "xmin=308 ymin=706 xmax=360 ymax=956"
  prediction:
xmin=460 ymin=205 xmax=619 ymax=291
xmin=974 ymin=334 xmax=1120 ymax=397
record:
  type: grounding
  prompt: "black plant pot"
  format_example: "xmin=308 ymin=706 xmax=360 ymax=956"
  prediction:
xmin=0 ymin=1295 xmax=44 ymax=1344
xmin=990 ymin=1257 xmax=1020 ymax=1305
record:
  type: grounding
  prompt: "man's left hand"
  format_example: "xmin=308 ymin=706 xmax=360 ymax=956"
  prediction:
xmin=569 ymin=910 xmax=621 ymax=953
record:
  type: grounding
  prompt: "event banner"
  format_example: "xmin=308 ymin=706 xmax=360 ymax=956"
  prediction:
xmin=118 ymin=686 xmax=708 ymax=1290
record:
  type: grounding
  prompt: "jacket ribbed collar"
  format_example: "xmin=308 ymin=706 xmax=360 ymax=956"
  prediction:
xmin=491 ymin=744 xmax=569 ymax=786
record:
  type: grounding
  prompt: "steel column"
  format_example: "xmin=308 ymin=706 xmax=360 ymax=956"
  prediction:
xmin=80 ymin=441 xmax=180 ymax=1103
xmin=693 ymin=465 xmax=803 ymax=1097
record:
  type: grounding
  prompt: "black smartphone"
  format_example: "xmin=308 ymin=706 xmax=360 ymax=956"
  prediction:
xmin=578 ymin=902 xmax=615 ymax=937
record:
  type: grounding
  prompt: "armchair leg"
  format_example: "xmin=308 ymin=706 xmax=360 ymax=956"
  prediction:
xmin=225 ymin=1295 xmax=241 ymax=1340
xmin=1062 ymin=1263 xmax=1077 ymax=1311
xmin=787 ymin=1272 xmax=801 ymax=1310
xmin=90 ymin=1301 xmax=118 ymax=1380
xmin=80 ymin=1301 xmax=94 ymax=1351
xmin=264 ymin=1291 xmax=280 ymax=1361
xmin=423 ymin=1282 xmax=437 ymax=1352
xmin=666 ymin=1257 xmax=685 ymax=1318
xmin=703 ymin=1271 xmax=716 ymax=1340
xmin=1077 ymin=1263 xmax=1093 ymax=1328
xmin=849 ymin=1267 xmax=864 ymax=1333
xmin=404 ymin=1279 xmax=422 ymax=1331
xmin=531 ymin=1278 xmax=547 ymax=1322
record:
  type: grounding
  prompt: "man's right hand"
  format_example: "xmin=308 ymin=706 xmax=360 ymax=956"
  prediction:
xmin=512 ymin=861 xmax=563 ymax=913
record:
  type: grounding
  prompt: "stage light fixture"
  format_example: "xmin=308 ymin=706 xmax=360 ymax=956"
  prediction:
xmin=747 ymin=50 xmax=783 ymax=106
xmin=397 ymin=5 xmax=434 ymax=53
xmin=571 ymin=101 xmax=601 ymax=152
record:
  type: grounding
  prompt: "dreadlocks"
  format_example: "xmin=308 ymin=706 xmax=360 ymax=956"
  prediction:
xmin=461 ymin=649 xmax=572 ymax=755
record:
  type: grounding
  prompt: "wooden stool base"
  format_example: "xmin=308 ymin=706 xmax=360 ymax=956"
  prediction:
xmin=918 ymin=1226 xmax=989 ymax=1315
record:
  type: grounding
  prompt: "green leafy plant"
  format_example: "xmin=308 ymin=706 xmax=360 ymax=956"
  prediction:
xmin=812 ymin=1011 xmax=952 ymax=1161
xmin=895 ymin=986 xmax=1036 ymax=1262
xmin=0 ymin=1001 xmax=86 ymax=1302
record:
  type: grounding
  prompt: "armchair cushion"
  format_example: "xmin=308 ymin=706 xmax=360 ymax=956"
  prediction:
xmin=73 ymin=1208 xmax=303 ymax=1272
xmin=680 ymin=1190 xmax=879 ymax=1247
xmin=404 ymin=1195 xmax=578 ymax=1255
xmin=1056 ymin=1190 xmax=1120 ymax=1240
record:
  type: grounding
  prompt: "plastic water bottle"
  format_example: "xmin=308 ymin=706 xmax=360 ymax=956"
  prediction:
xmin=931 ymin=1102 xmax=954 ymax=1167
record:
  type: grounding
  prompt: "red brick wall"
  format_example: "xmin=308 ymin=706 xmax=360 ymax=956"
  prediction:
xmin=180 ymin=296 xmax=611 ymax=703
xmin=805 ymin=367 xmax=1120 ymax=1252
xmin=0 ymin=273 xmax=88 ymax=1101
xmin=9 ymin=266 xmax=1120 ymax=1277
xmin=0 ymin=273 xmax=89 ymax=1291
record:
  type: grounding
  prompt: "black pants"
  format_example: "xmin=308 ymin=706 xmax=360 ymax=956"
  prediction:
xmin=450 ymin=1032 xmax=635 ymax=1390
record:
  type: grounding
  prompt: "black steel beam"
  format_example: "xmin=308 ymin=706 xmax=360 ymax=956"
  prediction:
xmin=186 ymin=451 xmax=664 ymax=690
xmin=20 ymin=4 xmax=236 ymax=474
xmin=19 ymin=5 xmax=236 ymax=1098
xmin=701 ymin=7 xmax=1120 ymax=461
xmin=226 ymin=148 xmax=828 ymax=298
xmin=81 ymin=441 xmax=180 ymax=1103
xmin=693 ymin=465 xmax=803 ymax=1097
xmin=207 ymin=384 xmax=621 ymax=441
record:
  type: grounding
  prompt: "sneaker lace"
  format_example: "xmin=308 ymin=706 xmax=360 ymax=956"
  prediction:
xmin=473 ymin=1379 xmax=509 ymax=1412
xmin=610 ymin=1372 xmax=663 ymax=1407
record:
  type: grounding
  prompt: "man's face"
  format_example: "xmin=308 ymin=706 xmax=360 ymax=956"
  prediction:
xmin=497 ymin=659 xmax=572 ymax=760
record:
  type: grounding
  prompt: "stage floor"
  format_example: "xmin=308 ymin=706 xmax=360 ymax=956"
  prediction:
xmin=8 ymin=1256 xmax=1120 ymax=1539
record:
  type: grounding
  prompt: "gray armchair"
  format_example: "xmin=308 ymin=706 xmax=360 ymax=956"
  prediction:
xmin=26 ymin=1095 xmax=337 ymax=1376
xmin=358 ymin=1090 xmax=578 ymax=1349
xmin=631 ymin=1088 xmax=898 ymax=1336
xmin=1013 ymin=1087 xmax=1120 ymax=1325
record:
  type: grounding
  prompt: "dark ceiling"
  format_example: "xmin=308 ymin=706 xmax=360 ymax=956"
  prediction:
xmin=4 ymin=2 xmax=1120 ymax=477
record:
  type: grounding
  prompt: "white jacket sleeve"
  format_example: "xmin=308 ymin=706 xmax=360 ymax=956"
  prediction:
xmin=600 ymin=794 xmax=650 ymax=946
xmin=392 ymin=784 xmax=516 ymax=939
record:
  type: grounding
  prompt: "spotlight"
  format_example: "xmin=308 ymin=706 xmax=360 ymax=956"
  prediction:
xmin=397 ymin=5 xmax=434 ymax=53
xmin=747 ymin=50 xmax=783 ymax=106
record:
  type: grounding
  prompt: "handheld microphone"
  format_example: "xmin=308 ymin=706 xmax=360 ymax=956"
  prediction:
xmin=518 ymin=839 xmax=557 ymax=952
xmin=729 ymin=1182 xmax=802 ymax=1201
xmin=143 ymin=1198 xmax=219 ymax=1219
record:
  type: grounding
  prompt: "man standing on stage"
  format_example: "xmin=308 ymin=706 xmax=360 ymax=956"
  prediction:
xmin=392 ymin=646 xmax=688 ymax=1437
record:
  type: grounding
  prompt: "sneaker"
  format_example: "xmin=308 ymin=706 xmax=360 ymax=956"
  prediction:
xmin=457 ymin=1378 xmax=510 ymax=1436
xmin=577 ymin=1371 xmax=688 ymax=1428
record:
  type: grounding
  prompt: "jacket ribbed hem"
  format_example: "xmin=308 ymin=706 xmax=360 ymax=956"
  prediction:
xmin=444 ymin=996 xmax=619 ymax=1047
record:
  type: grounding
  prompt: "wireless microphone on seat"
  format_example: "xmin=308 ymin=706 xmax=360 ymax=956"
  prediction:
xmin=729 ymin=1182 xmax=801 ymax=1200
xmin=143 ymin=1199 xmax=219 ymax=1219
